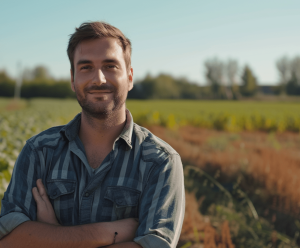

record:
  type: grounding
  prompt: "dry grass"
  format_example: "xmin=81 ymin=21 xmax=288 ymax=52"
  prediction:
xmin=149 ymin=126 xmax=300 ymax=218
xmin=180 ymin=192 xmax=235 ymax=248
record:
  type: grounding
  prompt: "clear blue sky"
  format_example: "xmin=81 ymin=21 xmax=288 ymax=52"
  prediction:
xmin=1 ymin=0 xmax=300 ymax=85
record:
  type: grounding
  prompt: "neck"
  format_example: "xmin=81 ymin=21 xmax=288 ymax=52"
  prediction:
xmin=78 ymin=106 xmax=127 ymax=147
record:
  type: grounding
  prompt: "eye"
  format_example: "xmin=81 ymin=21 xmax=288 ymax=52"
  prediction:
xmin=106 ymin=65 xmax=117 ymax=69
xmin=80 ymin=65 xmax=92 ymax=70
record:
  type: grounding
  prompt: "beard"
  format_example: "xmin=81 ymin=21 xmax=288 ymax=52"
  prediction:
xmin=74 ymin=83 xmax=127 ymax=120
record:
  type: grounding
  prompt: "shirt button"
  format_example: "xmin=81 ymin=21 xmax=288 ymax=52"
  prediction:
xmin=85 ymin=192 xmax=90 ymax=197
xmin=53 ymin=191 xmax=57 ymax=196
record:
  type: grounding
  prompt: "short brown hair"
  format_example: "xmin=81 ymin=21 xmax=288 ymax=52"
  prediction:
xmin=67 ymin=21 xmax=132 ymax=75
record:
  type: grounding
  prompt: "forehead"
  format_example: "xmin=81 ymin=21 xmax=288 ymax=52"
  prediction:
xmin=74 ymin=38 xmax=124 ymax=63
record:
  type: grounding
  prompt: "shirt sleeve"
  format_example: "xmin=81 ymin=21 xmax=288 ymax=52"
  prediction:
xmin=134 ymin=154 xmax=185 ymax=248
xmin=0 ymin=142 xmax=40 ymax=239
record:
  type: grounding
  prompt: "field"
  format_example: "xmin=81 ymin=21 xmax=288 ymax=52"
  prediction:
xmin=127 ymin=100 xmax=300 ymax=132
xmin=0 ymin=98 xmax=300 ymax=247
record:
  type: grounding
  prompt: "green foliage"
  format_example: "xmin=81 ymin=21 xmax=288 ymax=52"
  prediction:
xmin=146 ymin=74 xmax=181 ymax=99
xmin=275 ymin=56 xmax=300 ymax=96
xmin=286 ymin=73 xmax=300 ymax=95
xmin=184 ymin=165 xmax=300 ymax=248
xmin=0 ymin=66 xmax=75 ymax=98
xmin=128 ymin=74 xmax=203 ymax=99
xmin=30 ymin=65 xmax=52 ymax=81
xmin=21 ymin=81 xmax=75 ymax=98
xmin=0 ymin=71 xmax=15 ymax=97
xmin=0 ymin=71 xmax=13 ymax=84
xmin=204 ymin=58 xmax=225 ymax=97
xmin=240 ymin=66 xmax=258 ymax=97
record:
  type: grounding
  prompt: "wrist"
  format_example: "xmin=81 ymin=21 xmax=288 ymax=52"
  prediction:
xmin=93 ymin=222 xmax=115 ymax=246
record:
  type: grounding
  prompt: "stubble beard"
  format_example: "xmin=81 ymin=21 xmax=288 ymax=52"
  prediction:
xmin=74 ymin=84 xmax=128 ymax=121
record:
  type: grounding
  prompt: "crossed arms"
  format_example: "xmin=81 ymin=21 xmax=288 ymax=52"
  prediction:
xmin=0 ymin=142 xmax=185 ymax=248
xmin=0 ymin=179 xmax=141 ymax=248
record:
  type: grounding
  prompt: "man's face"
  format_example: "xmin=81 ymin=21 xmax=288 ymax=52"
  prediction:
xmin=71 ymin=38 xmax=133 ymax=118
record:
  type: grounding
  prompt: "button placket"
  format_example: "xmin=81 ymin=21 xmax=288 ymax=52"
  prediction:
xmin=79 ymin=152 xmax=115 ymax=224
xmin=80 ymin=193 xmax=93 ymax=224
xmin=79 ymin=169 xmax=110 ymax=224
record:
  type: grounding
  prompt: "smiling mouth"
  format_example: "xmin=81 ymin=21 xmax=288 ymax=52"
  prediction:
xmin=88 ymin=91 xmax=112 ymax=94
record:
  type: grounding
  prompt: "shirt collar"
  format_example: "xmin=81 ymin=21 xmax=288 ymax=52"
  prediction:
xmin=119 ymin=109 xmax=133 ymax=149
xmin=60 ymin=109 xmax=134 ymax=150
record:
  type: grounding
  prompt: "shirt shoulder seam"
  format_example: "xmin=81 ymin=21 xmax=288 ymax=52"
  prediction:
xmin=133 ymin=123 xmax=179 ymax=157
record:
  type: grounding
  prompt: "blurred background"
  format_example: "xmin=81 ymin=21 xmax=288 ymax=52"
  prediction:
xmin=1 ymin=0 xmax=300 ymax=247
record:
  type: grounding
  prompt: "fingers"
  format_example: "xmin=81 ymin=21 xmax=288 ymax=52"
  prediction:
xmin=32 ymin=187 xmax=43 ymax=205
xmin=36 ymin=179 xmax=47 ymax=198
xmin=33 ymin=179 xmax=51 ymax=206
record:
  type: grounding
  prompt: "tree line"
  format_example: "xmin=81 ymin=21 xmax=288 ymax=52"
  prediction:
xmin=0 ymin=56 xmax=300 ymax=99
xmin=0 ymin=66 xmax=75 ymax=98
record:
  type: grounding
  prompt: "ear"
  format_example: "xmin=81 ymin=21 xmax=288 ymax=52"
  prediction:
xmin=70 ymin=69 xmax=75 ymax=92
xmin=128 ymin=67 xmax=133 ymax=91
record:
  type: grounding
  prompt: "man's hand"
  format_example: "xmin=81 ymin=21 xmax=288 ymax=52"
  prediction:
xmin=31 ymin=179 xmax=138 ymax=242
xmin=32 ymin=179 xmax=60 ymax=226
xmin=1 ymin=179 xmax=139 ymax=248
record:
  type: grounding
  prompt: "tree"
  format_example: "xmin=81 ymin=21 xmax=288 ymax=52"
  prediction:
xmin=175 ymin=77 xmax=203 ymax=99
xmin=0 ymin=70 xmax=15 ymax=97
xmin=127 ymin=74 xmax=203 ymax=99
xmin=0 ymin=70 xmax=12 ymax=83
xmin=275 ymin=55 xmax=300 ymax=95
xmin=23 ymin=65 xmax=52 ymax=82
xmin=32 ymin=66 xmax=52 ymax=80
xmin=225 ymin=59 xmax=239 ymax=99
xmin=128 ymin=74 xmax=179 ymax=99
xmin=204 ymin=58 xmax=225 ymax=98
xmin=286 ymin=57 xmax=300 ymax=95
xmin=290 ymin=56 xmax=300 ymax=83
xmin=240 ymin=66 xmax=258 ymax=97
xmin=276 ymin=56 xmax=290 ymax=94
xmin=0 ymin=66 xmax=75 ymax=98
xmin=286 ymin=74 xmax=300 ymax=95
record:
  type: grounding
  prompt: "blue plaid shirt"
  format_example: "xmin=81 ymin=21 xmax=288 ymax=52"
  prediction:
xmin=0 ymin=110 xmax=185 ymax=248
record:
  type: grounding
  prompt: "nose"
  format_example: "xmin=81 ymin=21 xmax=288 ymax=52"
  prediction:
xmin=92 ymin=69 xmax=106 ymax=85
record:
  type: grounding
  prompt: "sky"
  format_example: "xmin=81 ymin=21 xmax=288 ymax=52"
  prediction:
xmin=1 ymin=0 xmax=300 ymax=85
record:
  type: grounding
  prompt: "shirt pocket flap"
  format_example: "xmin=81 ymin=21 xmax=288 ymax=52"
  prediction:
xmin=47 ymin=180 xmax=76 ymax=200
xmin=104 ymin=186 xmax=140 ymax=208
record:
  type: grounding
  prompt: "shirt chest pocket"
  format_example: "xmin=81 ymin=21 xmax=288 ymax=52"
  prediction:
xmin=47 ymin=180 xmax=76 ymax=226
xmin=104 ymin=186 xmax=141 ymax=220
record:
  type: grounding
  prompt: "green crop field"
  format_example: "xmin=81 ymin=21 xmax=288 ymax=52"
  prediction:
xmin=127 ymin=100 xmax=300 ymax=132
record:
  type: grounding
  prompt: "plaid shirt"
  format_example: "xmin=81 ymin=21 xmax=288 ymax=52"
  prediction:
xmin=0 ymin=110 xmax=185 ymax=248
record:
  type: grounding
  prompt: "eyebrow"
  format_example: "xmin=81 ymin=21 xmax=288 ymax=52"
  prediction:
xmin=102 ymin=59 xmax=119 ymax=64
xmin=76 ymin=59 xmax=92 ymax=66
xmin=76 ymin=59 xmax=120 ymax=66
xmin=102 ymin=59 xmax=120 ymax=65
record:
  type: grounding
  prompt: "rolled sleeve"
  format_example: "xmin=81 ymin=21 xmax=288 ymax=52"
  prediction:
xmin=134 ymin=154 xmax=185 ymax=248
xmin=0 ymin=142 xmax=39 ymax=239
xmin=134 ymin=234 xmax=171 ymax=248
xmin=0 ymin=212 xmax=30 ymax=238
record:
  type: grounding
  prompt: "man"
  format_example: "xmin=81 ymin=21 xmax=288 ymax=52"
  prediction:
xmin=0 ymin=22 xmax=185 ymax=248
